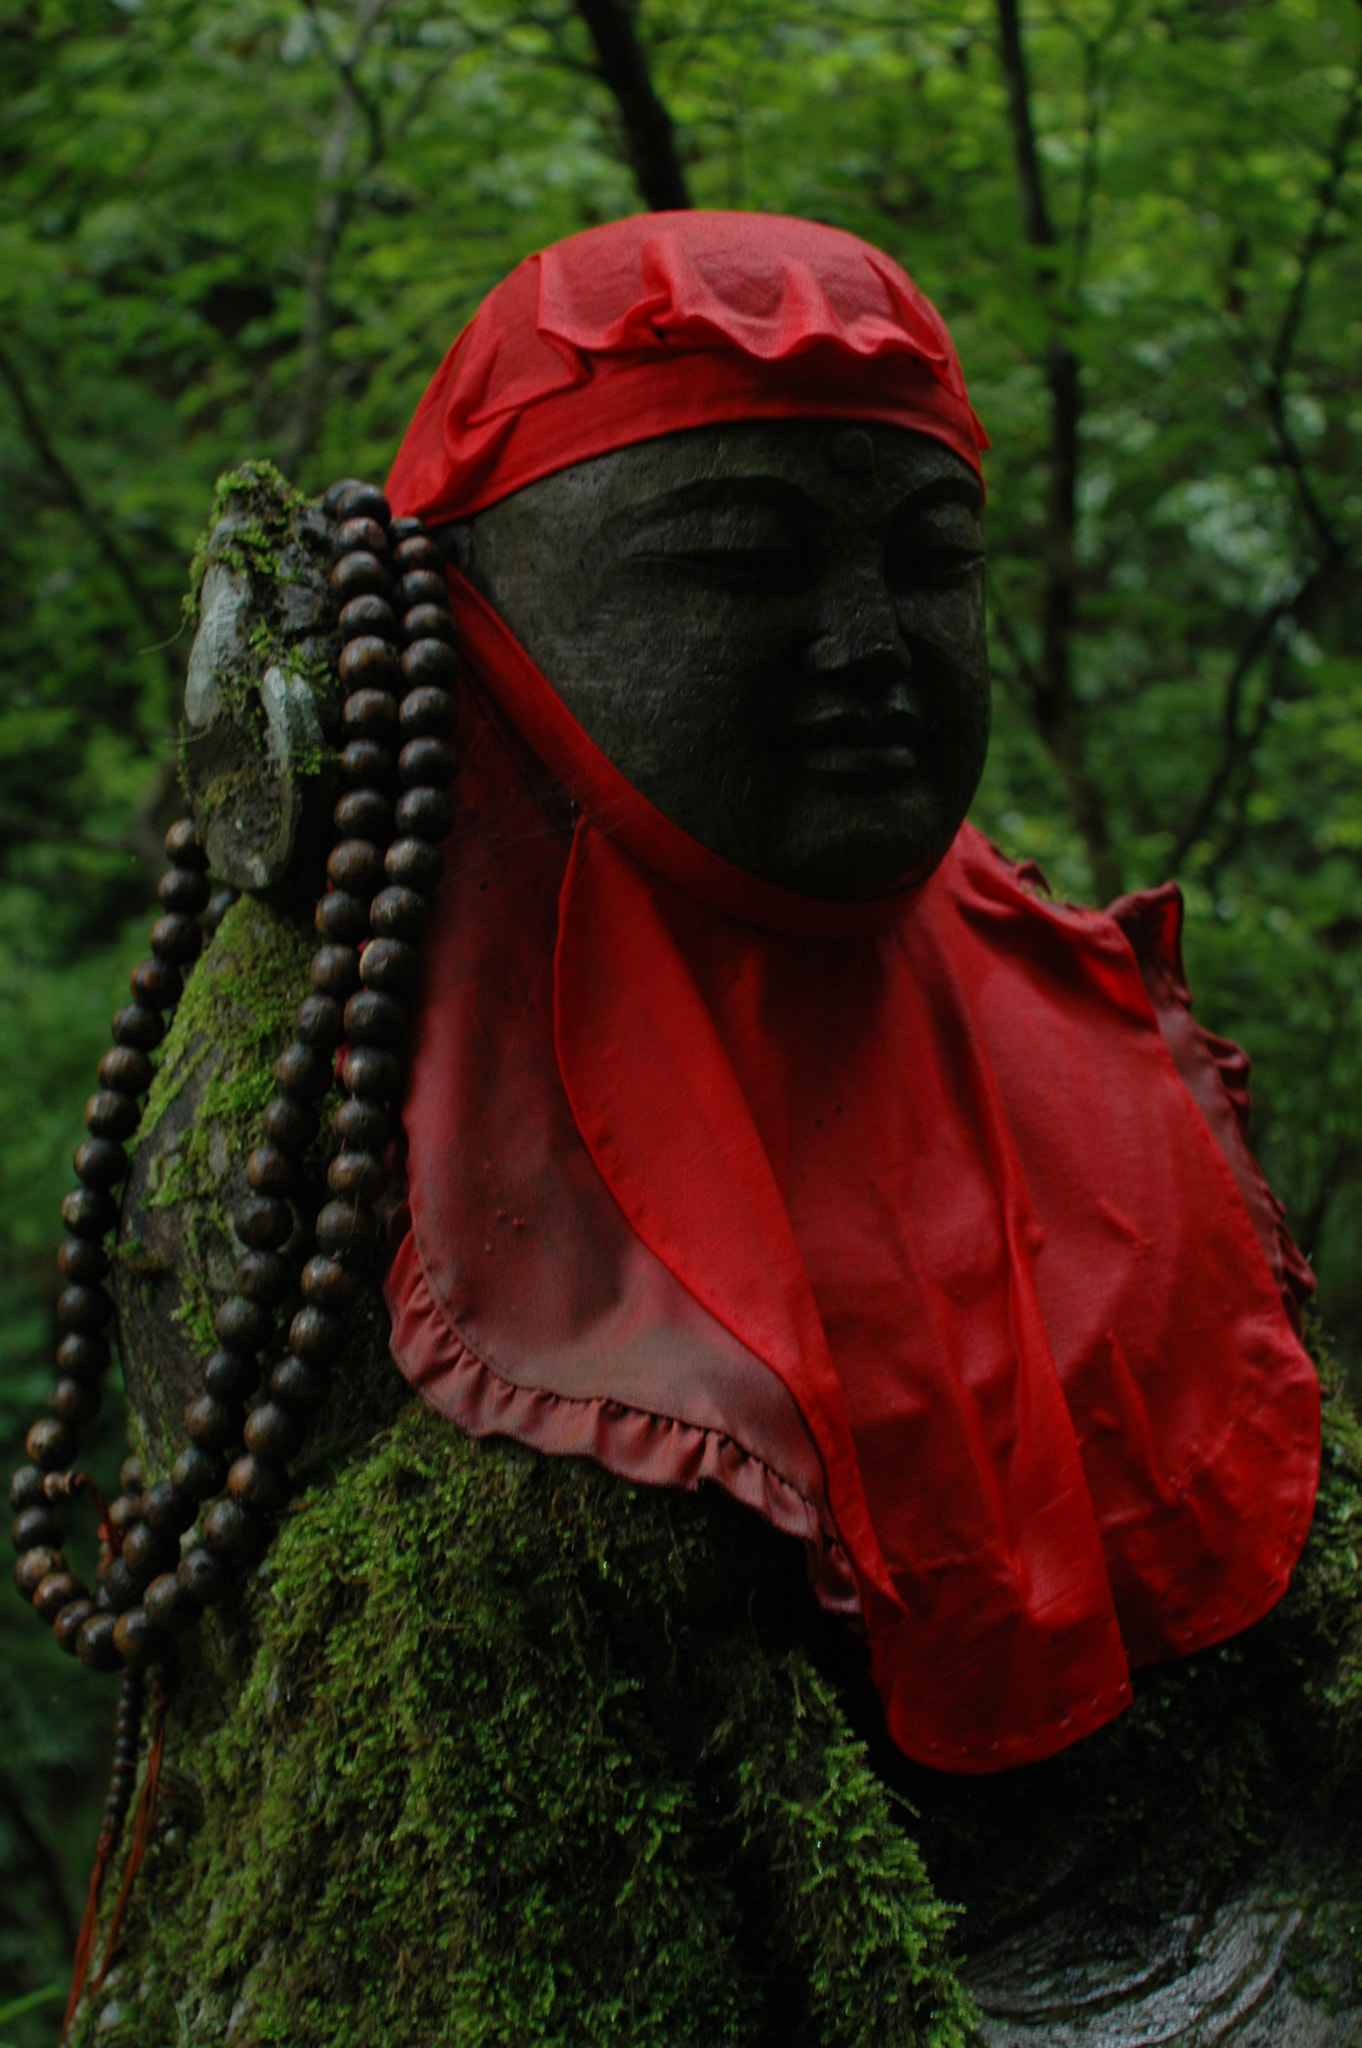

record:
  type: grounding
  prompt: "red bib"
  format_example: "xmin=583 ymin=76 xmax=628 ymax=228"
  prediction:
xmin=385 ymin=580 xmax=1320 ymax=1774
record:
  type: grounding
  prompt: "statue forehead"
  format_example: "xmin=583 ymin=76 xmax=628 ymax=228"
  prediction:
xmin=468 ymin=419 xmax=980 ymax=538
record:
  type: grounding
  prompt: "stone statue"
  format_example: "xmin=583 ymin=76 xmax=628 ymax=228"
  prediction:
xmin=62 ymin=215 xmax=1362 ymax=2047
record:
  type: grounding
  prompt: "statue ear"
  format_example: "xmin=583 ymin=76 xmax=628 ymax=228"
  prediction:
xmin=181 ymin=466 xmax=343 ymax=908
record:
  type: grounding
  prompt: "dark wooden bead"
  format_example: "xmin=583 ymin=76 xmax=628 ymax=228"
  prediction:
xmin=57 ymin=1236 xmax=108 ymax=1284
xmin=15 ymin=1548 xmax=62 ymax=1597
xmin=204 ymin=888 xmax=238 ymax=933
xmin=338 ymin=593 xmax=396 ymax=638
xmin=144 ymin=1570 xmax=202 ymax=1632
xmin=398 ymin=736 xmax=455 ymax=788
xmin=151 ymin=912 xmax=203 ymax=967
xmin=98 ymin=1044 xmax=155 ymax=1095
xmin=130 ymin=957 xmax=184 ymax=1010
xmin=330 ymin=550 xmax=388 ymax=601
xmin=234 ymin=1249 xmax=293 ymax=1305
xmin=27 ymin=1418 xmax=75 ymax=1471
xmin=121 ymin=1520 xmax=179 ymax=1582
xmin=107 ymin=1493 xmax=140 ymax=1538
xmin=184 ymin=1394 xmax=238 ymax=1451
xmin=402 ymin=603 xmax=457 ymax=647
xmin=76 ymin=1612 xmax=121 ymax=1671
xmin=120 ymin=1455 xmax=146 ymax=1495
xmin=397 ymin=568 xmax=447 ymax=610
xmin=343 ymin=687 xmax=400 ymax=741
xmin=289 ymin=1305 xmax=344 ymax=1361
xmin=57 ymin=1284 xmax=114 ymax=1335
xmin=203 ymin=1348 xmax=258 ymax=1403
xmin=314 ymin=1199 xmax=378 ymax=1257
xmin=235 ymin=1195 xmax=293 ymax=1250
xmin=214 ymin=1295 xmax=270 ymax=1350
xmin=142 ymin=1479 xmax=197 ymax=1535
xmin=33 ymin=1570 xmax=84 ymax=1624
xmin=393 ymin=534 xmax=442 ymax=574
xmin=331 ymin=1097 xmax=392 ymax=1152
xmin=395 ymin=786 xmax=454 ymax=840
xmin=14 ymin=1546 xmax=62 ymax=1597
xmin=388 ymin=515 xmax=427 ymax=544
xmin=358 ymin=937 xmax=418 ymax=998
xmin=243 ymin=1399 xmax=305 ymax=1461
xmin=323 ymin=476 xmax=366 ymax=514
xmin=340 ymin=738 xmax=395 ymax=788
xmin=158 ymin=865 xmax=211 ymax=915
xmin=60 ymin=1189 xmax=117 ymax=1249
xmin=399 ymin=683 xmax=457 ymax=737
xmin=314 ymin=890 xmax=370 ymax=947
xmin=401 ymin=637 xmax=459 ymax=690
xmin=310 ymin=946 xmax=362 ymax=1002
xmin=333 ymin=788 xmax=393 ymax=844
xmin=369 ymin=884 xmax=427 ymax=941
xmin=102 ymin=1555 xmax=141 ymax=1612
xmin=9 ymin=1466 xmax=45 ymax=1511
xmin=12 ymin=1505 xmax=63 ymax=1552
xmin=164 ymin=819 xmax=208 ymax=869
xmin=228 ymin=1453 xmax=290 ymax=1514
xmin=111 ymin=1002 xmax=165 ymax=1053
xmin=246 ymin=1144 xmax=295 ymax=1197
xmin=384 ymin=837 xmax=443 ymax=891
xmin=338 ymin=636 xmax=402 ymax=691
xmin=334 ymin=483 xmax=391 ymax=527
xmin=50 ymin=1377 xmax=100 ymax=1426
xmin=327 ymin=1149 xmax=388 ymax=1202
xmin=178 ymin=1545 xmax=230 ymax=1606
xmin=299 ymin=1254 xmax=361 ymax=1309
xmin=341 ymin=1045 xmax=403 ymax=1103
xmin=113 ymin=1607 xmax=166 ymax=1668
xmin=327 ymin=838 xmax=385 ymax=895
xmin=171 ymin=1444 xmax=227 ymax=1501
xmin=53 ymin=1596 xmax=95 ymax=1655
xmin=273 ymin=1040 xmax=330 ymax=1098
xmin=260 ymin=1094 xmax=316 ymax=1153
xmin=344 ymin=989 xmax=406 ymax=1049
xmin=269 ymin=1353 xmax=329 ymax=1411
xmin=333 ymin=512 xmax=388 ymax=556
xmin=85 ymin=1089 xmax=141 ymax=1140
xmin=203 ymin=1496 xmax=266 ymax=1559
xmin=74 ymin=1137 xmax=127 ymax=1190
xmin=295 ymin=992 xmax=345 ymax=1049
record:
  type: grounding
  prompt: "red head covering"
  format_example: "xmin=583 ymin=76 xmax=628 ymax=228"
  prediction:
xmin=387 ymin=210 xmax=987 ymax=521
xmin=384 ymin=213 xmax=1319 ymax=1774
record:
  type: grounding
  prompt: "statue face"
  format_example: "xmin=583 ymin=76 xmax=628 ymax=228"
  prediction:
xmin=457 ymin=419 xmax=989 ymax=899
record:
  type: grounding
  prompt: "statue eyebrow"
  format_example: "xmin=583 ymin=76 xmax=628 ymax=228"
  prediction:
xmin=895 ymin=477 xmax=984 ymax=521
xmin=620 ymin=475 xmax=811 ymax=525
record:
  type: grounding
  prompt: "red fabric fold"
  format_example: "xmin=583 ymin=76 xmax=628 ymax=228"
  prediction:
xmin=386 ymin=212 xmax=987 ymax=525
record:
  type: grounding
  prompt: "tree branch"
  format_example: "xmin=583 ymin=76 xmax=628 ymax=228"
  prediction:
xmin=994 ymin=0 xmax=1121 ymax=899
xmin=0 ymin=335 xmax=175 ymax=664
xmin=573 ymin=0 xmax=690 ymax=210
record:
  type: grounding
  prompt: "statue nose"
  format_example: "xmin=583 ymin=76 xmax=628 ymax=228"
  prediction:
xmin=802 ymin=561 xmax=908 ymax=680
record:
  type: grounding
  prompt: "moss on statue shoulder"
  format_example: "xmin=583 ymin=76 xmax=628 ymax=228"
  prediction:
xmin=80 ymin=1407 xmax=979 ymax=2047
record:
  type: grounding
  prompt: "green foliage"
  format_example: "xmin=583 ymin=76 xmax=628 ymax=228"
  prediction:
xmin=1 ymin=0 xmax=1359 ymax=2031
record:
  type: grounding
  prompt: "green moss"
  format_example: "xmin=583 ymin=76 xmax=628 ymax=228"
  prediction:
xmin=181 ymin=461 xmax=310 ymax=636
xmin=78 ymin=1414 xmax=979 ymax=2046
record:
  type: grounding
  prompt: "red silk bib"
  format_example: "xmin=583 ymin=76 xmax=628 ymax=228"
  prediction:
xmin=384 ymin=579 xmax=1320 ymax=1774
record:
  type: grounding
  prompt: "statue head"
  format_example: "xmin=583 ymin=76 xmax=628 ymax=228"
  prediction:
xmin=389 ymin=211 xmax=990 ymax=902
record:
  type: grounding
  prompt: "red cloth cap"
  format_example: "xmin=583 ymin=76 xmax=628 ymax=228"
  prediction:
xmin=386 ymin=210 xmax=988 ymax=521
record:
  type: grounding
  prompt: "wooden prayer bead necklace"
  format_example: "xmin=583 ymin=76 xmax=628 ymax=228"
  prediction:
xmin=8 ymin=477 xmax=456 ymax=1721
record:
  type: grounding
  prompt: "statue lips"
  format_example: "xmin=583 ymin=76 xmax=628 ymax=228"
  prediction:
xmin=785 ymin=690 xmax=926 ymax=788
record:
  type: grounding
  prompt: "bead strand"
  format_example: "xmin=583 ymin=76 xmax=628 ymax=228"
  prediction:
xmin=9 ymin=828 xmax=212 ymax=1673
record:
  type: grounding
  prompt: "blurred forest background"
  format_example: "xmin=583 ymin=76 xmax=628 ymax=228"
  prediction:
xmin=1 ymin=0 xmax=1359 ymax=2035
